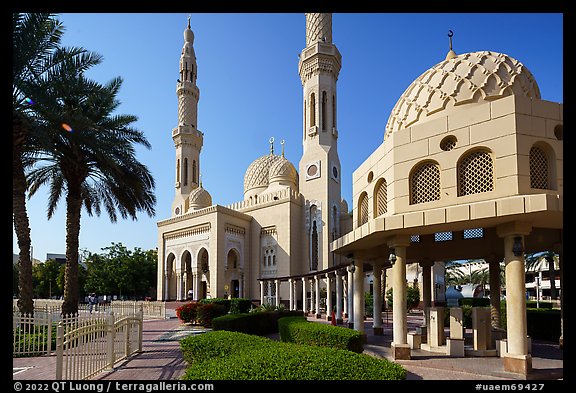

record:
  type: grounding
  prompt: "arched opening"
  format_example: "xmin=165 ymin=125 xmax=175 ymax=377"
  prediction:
xmin=310 ymin=92 xmax=316 ymax=127
xmin=457 ymin=149 xmax=494 ymax=197
xmin=197 ymin=248 xmax=209 ymax=300
xmin=374 ymin=178 xmax=387 ymax=218
xmin=358 ymin=191 xmax=369 ymax=226
xmin=310 ymin=204 xmax=319 ymax=271
xmin=226 ymin=248 xmax=241 ymax=298
xmin=183 ymin=250 xmax=192 ymax=300
xmin=165 ymin=253 xmax=177 ymax=300
xmin=183 ymin=158 xmax=188 ymax=186
xmin=321 ymin=91 xmax=327 ymax=131
xmin=410 ymin=161 xmax=441 ymax=204
xmin=192 ymin=160 xmax=197 ymax=184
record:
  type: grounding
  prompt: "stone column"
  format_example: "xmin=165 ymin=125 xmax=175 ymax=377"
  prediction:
xmin=325 ymin=273 xmax=333 ymax=321
xmin=372 ymin=261 xmax=383 ymax=335
xmin=164 ymin=270 xmax=170 ymax=300
xmin=342 ymin=274 xmax=348 ymax=318
xmin=302 ymin=277 xmax=307 ymax=313
xmin=293 ymin=279 xmax=298 ymax=310
xmin=259 ymin=280 xmax=265 ymax=305
xmin=487 ymin=255 xmax=502 ymax=329
xmin=194 ymin=272 xmax=201 ymax=300
xmin=176 ymin=272 xmax=183 ymax=301
xmin=275 ymin=280 xmax=281 ymax=307
xmin=336 ymin=270 xmax=343 ymax=324
xmin=347 ymin=265 xmax=354 ymax=328
xmin=239 ymin=273 xmax=244 ymax=298
xmin=498 ymin=222 xmax=532 ymax=375
xmin=288 ymin=279 xmax=294 ymax=310
xmin=353 ymin=261 xmax=364 ymax=334
xmin=420 ymin=260 xmax=433 ymax=343
xmin=315 ymin=275 xmax=321 ymax=318
xmin=389 ymin=236 xmax=411 ymax=360
xmin=310 ymin=279 xmax=315 ymax=314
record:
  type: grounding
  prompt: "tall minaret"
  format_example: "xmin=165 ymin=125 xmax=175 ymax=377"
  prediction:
xmin=172 ymin=17 xmax=203 ymax=216
xmin=298 ymin=13 xmax=343 ymax=271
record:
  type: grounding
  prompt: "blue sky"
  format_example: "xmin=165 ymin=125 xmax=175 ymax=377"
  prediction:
xmin=13 ymin=13 xmax=563 ymax=261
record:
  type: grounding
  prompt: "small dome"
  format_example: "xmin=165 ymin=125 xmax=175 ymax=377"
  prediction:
xmin=269 ymin=156 xmax=298 ymax=184
xmin=187 ymin=186 xmax=212 ymax=211
xmin=384 ymin=51 xmax=541 ymax=139
xmin=340 ymin=198 xmax=349 ymax=214
xmin=243 ymin=154 xmax=284 ymax=193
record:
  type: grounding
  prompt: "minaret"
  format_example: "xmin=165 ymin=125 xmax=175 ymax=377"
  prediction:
xmin=172 ymin=17 xmax=204 ymax=216
xmin=298 ymin=13 xmax=343 ymax=271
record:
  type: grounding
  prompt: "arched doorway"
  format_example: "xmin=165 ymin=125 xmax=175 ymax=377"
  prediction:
xmin=165 ymin=253 xmax=177 ymax=300
xmin=197 ymin=248 xmax=209 ymax=299
xmin=182 ymin=250 xmax=192 ymax=300
xmin=225 ymin=248 xmax=242 ymax=298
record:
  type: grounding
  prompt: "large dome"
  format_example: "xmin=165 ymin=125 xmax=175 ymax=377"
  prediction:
xmin=244 ymin=154 xmax=283 ymax=193
xmin=384 ymin=51 xmax=541 ymax=139
xmin=269 ymin=156 xmax=298 ymax=184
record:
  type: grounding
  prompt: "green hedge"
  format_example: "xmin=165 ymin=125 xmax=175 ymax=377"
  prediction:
xmin=197 ymin=298 xmax=253 ymax=314
xmin=526 ymin=308 xmax=560 ymax=342
xmin=180 ymin=330 xmax=406 ymax=380
xmin=211 ymin=310 xmax=303 ymax=336
xmin=278 ymin=316 xmax=364 ymax=353
xmin=458 ymin=298 xmax=490 ymax=307
xmin=526 ymin=301 xmax=553 ymax=309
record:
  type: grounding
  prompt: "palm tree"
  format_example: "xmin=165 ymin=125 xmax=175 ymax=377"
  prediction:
xmin=26 ymin=70 xmax=156 ymax=315
xmin=13 ymin=13 xmax=102 ymax=315
xmin=525 ymin=251 xmax=558 ymax=300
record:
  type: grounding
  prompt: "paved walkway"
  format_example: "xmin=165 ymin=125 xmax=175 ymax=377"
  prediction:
xmin=13 ymin=304 xmax=563 ymax=381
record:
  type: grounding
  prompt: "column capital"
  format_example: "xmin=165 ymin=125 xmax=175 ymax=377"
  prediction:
xmin=387 ymin=235 xmax=411 ymax=249
xmin=496 ymin=221 xmax=532 ymax=238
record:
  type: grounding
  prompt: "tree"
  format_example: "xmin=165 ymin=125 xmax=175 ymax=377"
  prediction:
xmin=84 ymin=243 xmax=157 ymax=300
xmin=26 ymin=66 xmax=156 ymax=315
xmin=385 ymin=285 xmax=420 ymax=311
xmin=13 ymin=13 xmax=102 ymax=315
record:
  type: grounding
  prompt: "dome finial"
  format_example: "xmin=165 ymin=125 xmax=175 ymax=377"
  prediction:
xmin=269 ymin=137 xmax=275 ymax=154
xmin=281 ymin=139 xmax=285 ymax=157
xmin=187 ymin=15 xmax=191 ymax=29
xmin=445 ymin=30 xmax=457 ymax=60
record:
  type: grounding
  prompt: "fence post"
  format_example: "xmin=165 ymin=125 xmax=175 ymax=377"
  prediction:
xmin=47 ymin=311 xmax=53 ymax=356
xmin=106 ymin=312 xmax=115 ymax=371
xmin=55 ymin=323 xmax=63 ymax=380
xmin=124 ymin=318 xmax=130 ymax=358
xmin=138 ymin=310 xmax=143 ymax=353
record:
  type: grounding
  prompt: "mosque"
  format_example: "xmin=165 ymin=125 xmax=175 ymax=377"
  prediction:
xmin=157 ymin=14 xmax=563 ymax=376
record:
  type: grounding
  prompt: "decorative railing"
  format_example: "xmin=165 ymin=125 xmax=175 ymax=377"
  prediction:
xmin=55 ymin=312 xmax=142 ymax=380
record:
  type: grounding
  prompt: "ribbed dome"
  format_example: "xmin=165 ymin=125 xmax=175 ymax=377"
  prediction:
xmin=269 ymin=156 xmax=298 ymax=183
xmin=384 ymin=51 xmax=541 ymax=139
xmin=187 ymin=186 xmax=212 ymax=211
xmin=243 ymin=154 xmax=284 ymax=193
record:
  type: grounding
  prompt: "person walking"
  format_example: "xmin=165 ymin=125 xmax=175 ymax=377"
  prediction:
xmin=88 ymin=293 xmax=97 ymax=314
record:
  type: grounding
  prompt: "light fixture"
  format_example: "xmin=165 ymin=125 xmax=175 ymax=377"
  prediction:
xmin=389 ymin=248 xmax=397 ymax=266
xmin=347 ymin=262 xmax=356 ymax=273
xmin=512 ymin=236 xmax=524 ymax=257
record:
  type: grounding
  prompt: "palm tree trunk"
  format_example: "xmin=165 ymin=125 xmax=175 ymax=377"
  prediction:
xmin=13 ymin=116 xmax=34 ymax=315
xmin=61 ymin=182 xmax=82 ymax=316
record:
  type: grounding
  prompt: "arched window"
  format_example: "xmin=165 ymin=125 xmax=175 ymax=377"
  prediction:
xmin=374 ymin=178 xmax=387 ymax=217
xmin=321 ymin=91 xmax=327 ymax=131
xmin=458 ymin=150 xmax=493 ymax=196
xmin=332 ymin=94 xmax=336 ymax=129
xmin=411 ymin=161 xmax=440 ymax=204
xmin=310 ymin=204 xmax=319 ymax=271
xmin=176 ymin=159 xmax=180 ymax=183
xmin=311 ymin=221 xmax=319 ymax=270
xmin=358 ymin=192 xmax=369 ymax=226
xmin=530 ymin=145 xmax=550 ymax=189
xmin=303 ymin=100 xmax=307 ymax=139
xmin=192 ymin=160 xmax=197 ymax=184
xmin=332 ymin=205 xmax=338 ymax=240
xmin=310 ymin=92 xmax=316 ymax=127
xmin=183 ymin=158 xmax=188 ymax=186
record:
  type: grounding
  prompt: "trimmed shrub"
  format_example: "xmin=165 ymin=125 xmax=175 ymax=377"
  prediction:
xmin=197 ymin=298 xmax=253 ymax=314
xmin=175 ymin=302 xmax=198 ymax=323
xmin=278 ymin=316 xmax=364 ymax=353
xmin=180 ymin=330 xmax=406 ymax=380
xmin=212 ymin=310 xmax=303 ymax=335
xmin=526 ymin=301 xmax=553 ymax=309
xmin=526 ymin=308 xmax=560 ymax=342
xmin=180 ymin=330 xmax=271 ymax=364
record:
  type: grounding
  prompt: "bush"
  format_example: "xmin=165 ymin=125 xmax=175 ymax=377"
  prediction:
xmin=196 ymin=303 xmax=227 ymax=327
xmin=212 ymin=310 xmax=303 ymax=335
xmin=180 ymin=330 xmax=270 ymax=364
xmin=197 ymin=298 xmax=253 ymax=314
xmin=278 ymin=316 xmax=364 ymax=353
xmin=175 ymin=302 xmax=198 ymax=324
xmin=526 ymin=301 xmax=553 ymax=309
xmin=13 ymin=324 xmax=58 ymax=357
xmin=180 ymin=330 xmax=406 ymax=380
xmin=386 ymin=286 xmax=420 ymax=310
